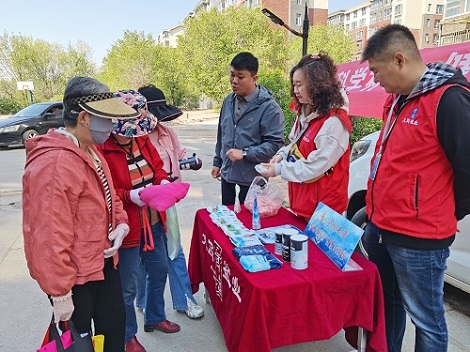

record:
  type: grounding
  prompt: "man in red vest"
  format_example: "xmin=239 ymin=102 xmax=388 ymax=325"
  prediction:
xmin=362 ymin=24 xmax=470 ymax=352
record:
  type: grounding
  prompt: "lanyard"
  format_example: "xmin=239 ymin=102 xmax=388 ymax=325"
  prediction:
xmin=381 ymin=95 xmax=401 ymax=146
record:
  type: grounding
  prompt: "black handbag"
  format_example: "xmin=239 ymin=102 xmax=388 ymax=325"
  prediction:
xmin=39 ymin=318 xmax=94 ymax=352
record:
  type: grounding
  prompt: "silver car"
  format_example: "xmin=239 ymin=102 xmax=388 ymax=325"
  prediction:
xmin=347 ymin=131 xmax=470 ymax=294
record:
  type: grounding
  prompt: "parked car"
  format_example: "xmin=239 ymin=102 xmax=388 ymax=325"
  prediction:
xmin=0 ymin=101 xmax=64 ymax=148
xmin=347 ymin=131 xmax=470 ymax=294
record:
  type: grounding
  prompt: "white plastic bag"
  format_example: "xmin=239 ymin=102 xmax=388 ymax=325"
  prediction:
xmin=165 ymin=205 xmax=181 ymax=260
xmin=244 ymin=176 xmax=285 ymax=218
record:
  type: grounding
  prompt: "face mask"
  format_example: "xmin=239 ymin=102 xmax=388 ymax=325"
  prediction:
xmin=89 ymin=115 xmax=113 ymax=145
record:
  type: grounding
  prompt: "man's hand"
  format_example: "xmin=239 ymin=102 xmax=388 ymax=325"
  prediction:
xmin=226 ymin=148 xmax=243 ymax=161
xmin=104 ymin=223 xmax=129 ymax=258
xmin=211 ymin=166 xmax=221 ymax=179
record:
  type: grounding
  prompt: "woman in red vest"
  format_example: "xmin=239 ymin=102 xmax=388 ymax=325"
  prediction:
xmin=259 ymin=53 xmax=352 ymax=220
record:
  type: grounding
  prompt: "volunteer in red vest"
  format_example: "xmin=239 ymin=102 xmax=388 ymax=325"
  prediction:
xmin=362 ymin=24 xmax=470 ymax=352
xmin=259 ymin=52 xmax=351 ymax=220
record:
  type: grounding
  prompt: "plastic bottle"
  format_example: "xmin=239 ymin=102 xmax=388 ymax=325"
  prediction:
xmin=252 ymin=196 xmax=261 ymax=230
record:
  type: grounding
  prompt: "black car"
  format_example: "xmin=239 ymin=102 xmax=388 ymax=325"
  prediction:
xmin=0 ymin=101 xmax=64 ymax=148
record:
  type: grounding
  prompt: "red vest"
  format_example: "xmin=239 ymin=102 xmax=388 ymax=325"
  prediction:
xmin=366 ymin=85 xmax=458 ymax=239
xmin=289 ymin=109 xmax=351 ymax=219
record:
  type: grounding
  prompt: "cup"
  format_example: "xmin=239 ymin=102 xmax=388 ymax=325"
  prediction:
xmin=281 ymin=228 xmax=298 ymax=262
xmin=273 ymin=228 xmax=284 ymax=255
xmin=290 ymin=234 xmax=308 ymax=270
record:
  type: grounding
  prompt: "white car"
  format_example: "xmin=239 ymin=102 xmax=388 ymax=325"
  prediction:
xmin=347 ymin=131 xmax=470 ymax=294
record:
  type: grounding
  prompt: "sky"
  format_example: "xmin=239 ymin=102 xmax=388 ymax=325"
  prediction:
xmin=1 ymin=0 xmax=364 ymax=65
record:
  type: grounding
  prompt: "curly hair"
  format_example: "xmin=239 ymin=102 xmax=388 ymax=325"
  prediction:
xmin=290 ymin=52 xmax=345 ymax=117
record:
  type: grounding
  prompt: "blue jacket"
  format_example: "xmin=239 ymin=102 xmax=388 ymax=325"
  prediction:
xmin=213 ymin=85 xmax=284 ymax=186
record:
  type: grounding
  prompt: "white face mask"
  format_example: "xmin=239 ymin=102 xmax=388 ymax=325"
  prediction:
xmin=89 ymin=115 xmax=113 ymax=145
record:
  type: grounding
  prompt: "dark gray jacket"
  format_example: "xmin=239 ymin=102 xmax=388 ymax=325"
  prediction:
xmin=213 ymin=84 xmax=284 ymax=186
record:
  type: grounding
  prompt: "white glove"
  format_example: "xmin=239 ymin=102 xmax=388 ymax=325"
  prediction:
xmin=104 ymin=223 xmax=129 ymax=258
xmin=51 ymin=291 xmax=74 ymax=323
xmin=130 ymin=188 xmax=146 ymax=207
xmin=160 ymin=179 xmax=170 ymax=185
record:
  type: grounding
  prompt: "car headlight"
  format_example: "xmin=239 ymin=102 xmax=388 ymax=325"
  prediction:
xmin=0 ymin=125 xmax=20 ymax=133
xmin=350 ymin=140 xmax=371 ymax=162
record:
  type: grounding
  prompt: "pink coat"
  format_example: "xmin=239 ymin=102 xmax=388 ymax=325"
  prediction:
xmin=22 ymin=130 xmax=128 ymax=296
xmin=148 ymin=124 xmax=187 ymax=182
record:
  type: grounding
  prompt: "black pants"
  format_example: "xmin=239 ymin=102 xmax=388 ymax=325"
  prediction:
xmin=71 ymin=259 xmax=126 ymax=352
xmin=221 ymin=178 xmax=249 ymax=206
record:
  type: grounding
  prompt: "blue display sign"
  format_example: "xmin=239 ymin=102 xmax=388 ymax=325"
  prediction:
xmin=304 ymin=202 xmax=364 ymax=271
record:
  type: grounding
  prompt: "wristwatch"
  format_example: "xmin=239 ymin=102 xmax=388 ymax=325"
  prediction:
xmin=242 ymin=149 xmax=247 ymax=159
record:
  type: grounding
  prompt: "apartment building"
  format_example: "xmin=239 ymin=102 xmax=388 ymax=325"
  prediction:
xmin=329 ymin=0 xmax=445 ymax=61
xmin=157 ymin=24 xmax=185 ymax=47
xmin=193 ymin=0 xmax=329 ymax=30
xmin=440 ymin=0 xmax=470 ymax=44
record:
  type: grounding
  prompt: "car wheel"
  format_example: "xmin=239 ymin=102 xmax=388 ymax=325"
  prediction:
xmin=351 ymin=206 xmax=369 ymax=258
xmin=22 ymin=129 xmax=39 ymax=143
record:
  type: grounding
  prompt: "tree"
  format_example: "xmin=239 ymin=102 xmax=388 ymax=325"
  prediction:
xmin=0 ymin=31 xmax=96 ymax=110
xmin=287 ymin=25 xmax=355 ymax=66
xmin=98 ymin=30 xmax=156 ymax=91
xmin=178 ymin=7 xmax=289 ymax=104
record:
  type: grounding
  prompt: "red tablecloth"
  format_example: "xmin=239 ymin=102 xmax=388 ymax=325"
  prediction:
xmin=188 ymin=206 xmax=387 ymax=352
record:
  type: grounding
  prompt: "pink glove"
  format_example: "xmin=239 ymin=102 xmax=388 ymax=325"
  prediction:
xmin=139 ymin=182 xmax=190 ymax=212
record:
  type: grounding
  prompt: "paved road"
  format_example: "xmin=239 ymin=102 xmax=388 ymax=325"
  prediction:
xmin=0 ymin=113 xmax=469 ymax=351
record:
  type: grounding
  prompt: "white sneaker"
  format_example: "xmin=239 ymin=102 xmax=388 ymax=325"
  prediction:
xmin=184 ymin=295 xmax=204 ymax=319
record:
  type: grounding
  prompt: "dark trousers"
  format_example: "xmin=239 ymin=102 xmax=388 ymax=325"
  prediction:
xmin=71 ymin=259 xmax=126 ymax=352
xmin=221 ymin=178 xmax=249 ymax=206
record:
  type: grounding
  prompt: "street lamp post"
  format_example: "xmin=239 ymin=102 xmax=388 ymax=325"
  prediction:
xmin=262 ymin=2 xmax=309 ymax=56
xmin=302 ymin=3 xmax=309 ymax=57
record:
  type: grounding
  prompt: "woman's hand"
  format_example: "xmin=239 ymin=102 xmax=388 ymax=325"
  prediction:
xmin=258 ymin=163 xmax=276 ymax=178
xmin=270 ymin=154 xmax=282 ymax=163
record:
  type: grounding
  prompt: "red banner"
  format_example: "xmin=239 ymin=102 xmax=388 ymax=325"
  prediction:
xmin=337 ymin=42 xmax=470 ymax=118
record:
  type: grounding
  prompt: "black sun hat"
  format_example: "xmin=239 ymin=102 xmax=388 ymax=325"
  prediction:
xmin=138 ymin=85 xmax=183 ymax=122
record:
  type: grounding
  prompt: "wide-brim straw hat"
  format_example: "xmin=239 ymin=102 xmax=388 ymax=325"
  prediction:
xmin=138 ymin=85 xmax=183 ymax=122
xmin=66 ymin=91 xmax=140 ymax=120
xmin=112 ymin=90 xmax=158 ymax=137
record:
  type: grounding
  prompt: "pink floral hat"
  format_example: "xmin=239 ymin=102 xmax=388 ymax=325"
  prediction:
xmin=112 ymin=90 xmax=158 ymax=137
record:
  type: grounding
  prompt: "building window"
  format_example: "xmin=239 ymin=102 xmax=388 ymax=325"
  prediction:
xmin=425 ymin=33 xmax=429 ymax=43
xmin=296 ymin=13 xmax=302 ymax=25
xmin=395 ymin=4 xmax=402 ymax=15
xmin=218 ymin=0 xmax=226 ymax=11
xmin=353 ymin=10 xmax=358 ymax=18
xmin=436 ymin=4 xmax=443 ymax=14
xmin=297 ymin=0 xmax=301 ymax=4
xmin=384 ymin=8 xmax=392 ymax=19
xmin=362 ymin=7 xmax=367 ymax=16
xmin=360 ymin=18 xmax=366 ymax=27
xmin=370 ymin=13 xmax=377 ymax=24
xmin=434 ymin=19 xmax=440 ymax=29
xmin=428 ymin=4 xmax=431 ymax=12
xmin=433 ymin=34 xmax=439 ymax=45
xmin=356 ymin=30 xmax=363 ymax=41
xmin=426 ymin=19 xmax=431 ymax=27
xmin=351 ymin=21 xmax=357 ymax=30
xmin=346 ymin=24 xmax=350 ymax=31
xmin=346 ymin=14 xmax=350 ymax=21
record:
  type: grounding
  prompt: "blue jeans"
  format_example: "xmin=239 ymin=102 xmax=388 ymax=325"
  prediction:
xmin=140 ymin=222 xmax=169 ymax=325
xmin=364 ymin=222 xmax=449 ymax=352
xmin=117 ymin=246 xmax=140 ymax=343
xmin=136 ymin=244 xmax=197 ymax=311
